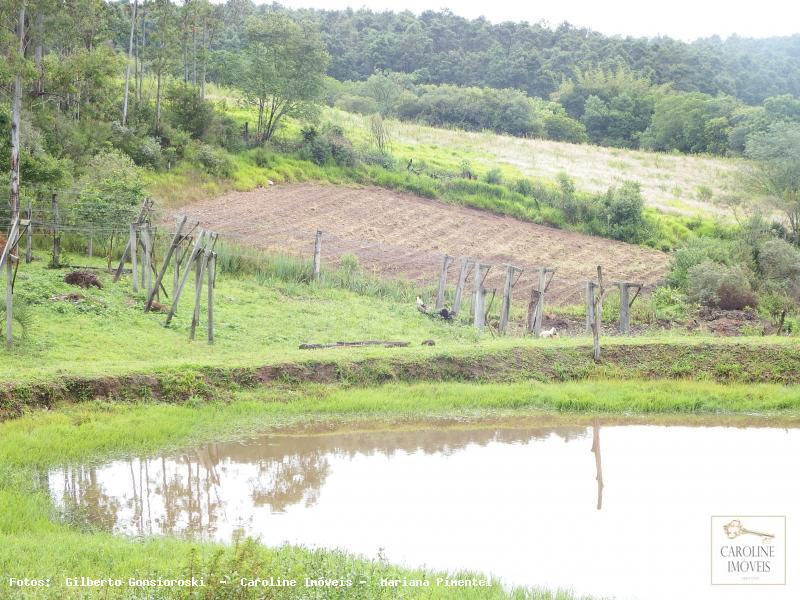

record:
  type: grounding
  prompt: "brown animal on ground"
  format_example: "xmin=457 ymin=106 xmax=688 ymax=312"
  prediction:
xmin=64 ymin=271 xmax=103 ymax=289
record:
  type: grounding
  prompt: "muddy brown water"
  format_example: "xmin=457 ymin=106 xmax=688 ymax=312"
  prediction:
xmin=49 ymin=419 xmax=800 ymax=600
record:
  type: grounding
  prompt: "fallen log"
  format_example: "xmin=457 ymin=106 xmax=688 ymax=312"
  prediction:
xmin=299 ymin=340 xmax=410 ymax=350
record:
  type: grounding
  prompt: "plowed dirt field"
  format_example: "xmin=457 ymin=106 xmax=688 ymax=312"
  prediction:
xmin=180 ymin=183 xmax=670 ymax=305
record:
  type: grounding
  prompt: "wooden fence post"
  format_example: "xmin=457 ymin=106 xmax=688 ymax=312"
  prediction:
xmin=190 ymin=250 xmax=207 ymax=341
xmin=5 ymin=251 xmax=12 ymax=348
xmin=113 ymin=198 xmax=150 ymax=283
xmin=3 ymin=217 xmax=20 ymax=348
xmin=87 ymin=228 xmax=93 ymax=258
xmin=207 ymin=251 xmax=216 ymax=343
xmin=25 ymin=200 xmax=32 ymax=263
xmin=473 ymin=262 xmax=485 ymax=331
xmin=50 ymin=193 xmax=60 ymax=268
xmin=591 ymin=266 xmax=605 ymax=362
xmin=615 ymin=282 xmax=642 ymax=334
xmin=498 ymin=264 xmax=515 ymax=334
xmin=435 ymin=254 xmax=453 ymax=312
xmin=189 ymin=233 xmax=218 ymax=340
xmin=618 ymin=282 xmax=630 ymax=334
xmin=165 ymin=230 xmax=206 ymax=326
xmin=129 ymin=223 xmax=138 ymax=293
xmin=534 ymin=267 xmax=547 ymax=336
xmin=313 ymin=230 xmax=322 ymax=281
xmin=141 ymin=225 xmax=152 ymax=296
xmin=147 ymin=216 xmax=188 ymax=312
xmin=585 ymin=281 xmax=596 ymax=333
xmin=452 ymin=258 xmax=471 ymax=317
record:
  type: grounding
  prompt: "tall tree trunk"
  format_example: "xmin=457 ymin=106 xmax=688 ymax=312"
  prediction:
xmin=122 ymin=0 xmax=138 ymax=125
xmin=200 ymin=23 xmax=206 ymax=99
xmin=137 ymin=0 xmax=146 ymax=102
xmin=34 ymin=12 xmax=43 ymax=95
xmin=155 ymin=68 xmax=162 ymax=132
xmin=10 ymin=2 xmax=25 ymax=222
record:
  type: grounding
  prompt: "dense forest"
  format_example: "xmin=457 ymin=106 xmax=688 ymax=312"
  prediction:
xmin=147 ymin=2 xmax=800 ymax=154
xmin=191 ymin=3 xmax=800 ymax=104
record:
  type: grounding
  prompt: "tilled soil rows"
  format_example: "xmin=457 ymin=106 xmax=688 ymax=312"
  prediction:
xmin=179 ymin=183 xmax=670 ymax=305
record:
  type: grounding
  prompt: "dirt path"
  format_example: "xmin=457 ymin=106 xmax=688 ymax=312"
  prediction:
xmin=179 ymin=183 xmax=670 ymax=305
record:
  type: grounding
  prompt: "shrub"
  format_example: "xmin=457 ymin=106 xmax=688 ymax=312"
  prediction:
xmin=74 ymin=150 xmax=147 ymax=230
xmin=300 ymin=126 xmax=358 ymax=167
xmin=110 ymin=123 xmax=163 ymax=169
xmin=193 ymin=143 xmax=234 ymax=177
xmin=360 ymin=149 xmax=395 ymax=169
xmin=601 ymin=181 xmax=648 ymax=243
xmin=166 ymin=84 xmax=215 ymax=139
xmin=758 ymin=238 xmax=800 ymax=286
xmin=687 ymin=260 xmax=755 ymax=309
xmin=483 ymin=168 xmax=503 ymax=185
xmin=759 ymin=290 xmax=795 ymax=330
xmin=667 ymin=237 xmax=738 ymax=289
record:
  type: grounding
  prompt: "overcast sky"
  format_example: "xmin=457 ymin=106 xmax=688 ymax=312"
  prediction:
xmin=265 ymin=0 xmax=800 ymax=41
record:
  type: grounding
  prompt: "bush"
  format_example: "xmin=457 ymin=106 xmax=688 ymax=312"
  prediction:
xmin=192 ymin=143 xmax=234 ymax=177
xmin=360 ymin=149 xmax=396 ymax=169
xmin=166 ymin=84 xmax=216 ymax=139
xmin=667 ymin=237 xmax=738 ymax=289
xmin=544 ymin=111 xmax=588 ymax=143
xmin=758 ymin=238 xmax=800 ymax=286
xmin=483 ymin=168 xmax=503 ymax=185
xmin=687 ymin=260 xmax=755 ymax=309
xmin=300 ymin=126 xmax=358 ymax=167
xmin=110 ymin=123 xmax=163 ymax=169
xmin=73 ymin=150 xmax=147 ymax=233
xmin=601 ymin=181 xmax=648 ymax=243
xmin=759 ymin=290 xmax=795 ymax=330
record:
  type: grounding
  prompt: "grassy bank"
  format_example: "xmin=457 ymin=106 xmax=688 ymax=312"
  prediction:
xmin=3 ymin=379 xmax=800 ymax=599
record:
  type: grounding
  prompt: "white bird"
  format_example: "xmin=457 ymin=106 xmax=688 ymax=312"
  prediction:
xmin=540 ymin=327 xmax=558 ymax=338
xmin=416 ymin=296 xmax=428 ymax=312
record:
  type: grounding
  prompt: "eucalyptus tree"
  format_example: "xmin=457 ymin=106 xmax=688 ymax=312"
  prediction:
xmin=239 ymin=13 xmax=329 ymax=141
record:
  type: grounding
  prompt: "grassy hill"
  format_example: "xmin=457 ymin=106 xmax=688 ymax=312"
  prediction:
xmin=330 ymin=109 xmax=747 ymax=218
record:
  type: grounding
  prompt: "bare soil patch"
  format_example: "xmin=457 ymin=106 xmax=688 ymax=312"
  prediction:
xmin=179 ymin=183 xmax=669 ymax=305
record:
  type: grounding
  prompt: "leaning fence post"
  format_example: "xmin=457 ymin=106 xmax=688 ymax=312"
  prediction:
xmin=435 ymin=254 xmax=453 ymax=312
xmin=25 ymin=200 xmax=32 ymax=263
xmin=4 ymin=217 xmax=20 ymax=348
xmin=166 ymin=230 xmax=206 ymax=326
xmin=313 ymin=230 xmax=322 ymax=281
xmin=130 ymin=223 xmax=138 ymax=293
xmin=142 ymin=225 xmax=152 ymax=296
xmin=147 ymin=216 xmax=188 ymax=312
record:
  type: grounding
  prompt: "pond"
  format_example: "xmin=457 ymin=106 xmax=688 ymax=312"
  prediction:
xmin=49 ymin=418 xmax=800 ymax=599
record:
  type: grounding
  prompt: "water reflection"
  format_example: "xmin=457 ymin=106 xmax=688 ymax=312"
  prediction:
xmin=50 ymin=425 xmax=586 ymax=538
xmin=48 ymin=420 xmax=800 ymax=600
xmin=591 ymin=419 xmax=604 ymax=510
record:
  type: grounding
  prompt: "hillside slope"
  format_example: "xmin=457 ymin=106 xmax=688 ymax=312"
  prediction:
xmin=181 ymin=183 xmax=669 ymax=304
xmin=333 ymin=109 xmax=746 ymax=217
